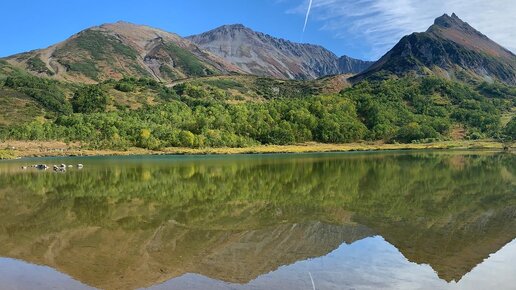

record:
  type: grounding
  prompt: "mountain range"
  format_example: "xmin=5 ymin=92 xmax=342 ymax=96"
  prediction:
xmin=3 ymin=22 xmax=372 ymax=83
xmin=3 ymin=13 xmax=515 ymax=86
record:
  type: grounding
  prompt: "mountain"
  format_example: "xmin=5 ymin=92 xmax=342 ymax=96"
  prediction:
xmin=353 ymin=13 xmax=516 ymax=85
xmin=187 ymin=24 xmax=373 ymax=80
xmin=4 ymin=21 xmax=242 ymax=83
xmin=338 ymin=55 xmax=373 ymax=74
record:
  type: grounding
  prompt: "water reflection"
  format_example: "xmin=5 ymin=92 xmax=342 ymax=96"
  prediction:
xmin=0 ymin=258 xmax=94 ymax=290
xmin=0 ymin=152 xmax=514 ymax=290
xmin=153 ymin=238 xmax=516 ymax=290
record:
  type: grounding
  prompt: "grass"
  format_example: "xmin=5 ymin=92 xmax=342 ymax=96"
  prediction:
xmin=0 ymin=88 xmax=45 ymax=126
xmin=61 ymin=60 xmax=99 ymax=80
xmin=159 ymin=64 xmax=179 ymax=80
xmin=26 ymin=57 xmax=54 ymax=75
xmin=73 ymin=30 xmax=138 ymax=61
xmin=160 ymin=141 xmax=506 ymax=155
xmin=0 ymin=140 xmax=508 ymax=159
xmin=164 ymin=43 xmax=211 ymax=77
xmin=204 ymin=79 xmax=247 ymax=92
xmin=0 ymin=149 xmax=17 ymax=159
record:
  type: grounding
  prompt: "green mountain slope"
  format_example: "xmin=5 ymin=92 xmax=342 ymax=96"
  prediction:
xmin=4 ymin=21 xmax=242 ymax=83
xmin=354 ymin=14 xmax=516 ymax=85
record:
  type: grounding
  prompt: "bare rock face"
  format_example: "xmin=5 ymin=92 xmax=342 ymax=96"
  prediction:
xmin=353 ymin=13 xmax=516 ymax=85
xmin=188 ymin=24 xmax=373 ymax=80
xmin=338 ymin=55 xmax=374 ymax=74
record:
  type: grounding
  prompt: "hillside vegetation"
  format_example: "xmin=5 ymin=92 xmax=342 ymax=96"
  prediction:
xmin=0 ymin=62 xmax=514 ymax=150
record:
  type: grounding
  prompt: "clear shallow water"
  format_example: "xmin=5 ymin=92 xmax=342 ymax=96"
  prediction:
xmin=0 ymin=151 xmax=514 ymax=290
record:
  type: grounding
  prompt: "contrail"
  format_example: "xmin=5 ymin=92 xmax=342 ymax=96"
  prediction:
xmin=303 ymin=0 xmax=313 ymax=33
xmin=308 ymin=271 xmax=316 ymax=290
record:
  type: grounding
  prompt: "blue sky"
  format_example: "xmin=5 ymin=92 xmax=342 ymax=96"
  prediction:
xmin=1 ymin=0 xmax=514 ymax=60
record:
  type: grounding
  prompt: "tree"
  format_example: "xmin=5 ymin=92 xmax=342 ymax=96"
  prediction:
xmin=137 ymin=128 xmax=162 ymax=150
xmin=504 ymin=118 xmax=516 ymax=140
xmin=268 ymin=121 xmax=296 ymax=145
xmin=179 ymin=130 xmax=196 ymax=147
xmin=114 ymin=82 xmax=135 ymax=92
xmin=395 ymin=122 xmax=424 ymax=143
xmin=72 ymin=85 xmax=108 ymax=113
xmin=502 ymin=117 xmax=516 ymax=150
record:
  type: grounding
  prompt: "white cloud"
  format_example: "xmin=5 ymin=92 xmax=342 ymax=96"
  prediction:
xmin=289 ymin=0 xmax=516 ymax=59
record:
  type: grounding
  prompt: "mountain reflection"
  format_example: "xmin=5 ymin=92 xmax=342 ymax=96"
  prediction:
xmin=0 ymin=152 xmax=514 ymax=290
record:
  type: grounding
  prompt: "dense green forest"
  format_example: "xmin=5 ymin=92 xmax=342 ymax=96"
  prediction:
xmin=0 ymin=66 xmax=515 ymax=149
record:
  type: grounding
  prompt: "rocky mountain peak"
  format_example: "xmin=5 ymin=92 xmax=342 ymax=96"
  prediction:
xmin=429 ymin=13 xmax=515 ymax=60
xmin=188 ymin=25 xmax=373 ymax=79
xmin=4 ymin=21 xmax=373 ymax=82
xmin=433 ymin=13 xmax=463 ymax=28
xmin=221 ymin=23 xmax=247 ymax=30
xmin=212 ymin=24 xmax=252 ymax=35
xmin=353 ymin=13 xmax=516 ymax=84
xmin=430 ymin=13 xmax=481 ymax=37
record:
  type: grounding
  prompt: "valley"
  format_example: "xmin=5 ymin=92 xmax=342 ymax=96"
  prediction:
xmin=0 ymin=14 xmax=514 ymax=155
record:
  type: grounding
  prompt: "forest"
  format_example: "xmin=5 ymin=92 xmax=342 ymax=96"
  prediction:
xmin=0 ymin=69 xmax=515 ymax=150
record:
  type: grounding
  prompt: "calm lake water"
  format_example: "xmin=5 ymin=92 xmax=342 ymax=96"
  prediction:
xmin=0 ymin=151 xmax=514 ymax=290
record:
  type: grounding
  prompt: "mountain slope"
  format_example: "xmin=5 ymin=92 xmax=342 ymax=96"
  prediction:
xmin=4 ymin=21 xmax=242 ymax=83
xmin=338 ymin=55 xmax=373 ymax=74
xmin=187 ymin=24 xmax=373 ymax=80
xmin=353 ymin=13 xmax=516 ymax=85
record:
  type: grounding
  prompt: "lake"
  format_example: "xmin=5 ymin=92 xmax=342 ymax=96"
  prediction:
xmin=0 ymin=151 xmax=514 ymax=290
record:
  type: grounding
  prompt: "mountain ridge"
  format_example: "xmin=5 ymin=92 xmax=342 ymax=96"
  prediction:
xmin=2 ymin=21 xmax=373 ymax=83
xmin=4 ymin=21 xmax=243 ymax=83
xmin=353 ymin=13 xmax=516 ymax=84
xmin=187 ymin=23 xmax=373 ymax=79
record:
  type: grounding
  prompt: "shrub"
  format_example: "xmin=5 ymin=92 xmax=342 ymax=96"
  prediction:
xmin=4 ymin=73 xmax=71 ymax=114
xmin=504 ymin=117 xmax=516 ymax=141
xmin=114 ymin=82 xmax=135 ymax=92
xmin=72 ymin=85 xmax=108 ymax=113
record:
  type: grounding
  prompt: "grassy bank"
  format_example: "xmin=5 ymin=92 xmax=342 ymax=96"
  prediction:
xmin=0 ymin=149 xmax=17 ymax=160
xmin=0 ymin=140 xmax=510 ymax=159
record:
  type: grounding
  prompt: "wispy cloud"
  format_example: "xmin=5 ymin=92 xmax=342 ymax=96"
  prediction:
xmin=289 ymin=0 xmax=516 ymax=59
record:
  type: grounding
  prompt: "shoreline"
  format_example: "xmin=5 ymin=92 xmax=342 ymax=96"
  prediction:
xmin=0 ymin=140 xmax=511 ymax=160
